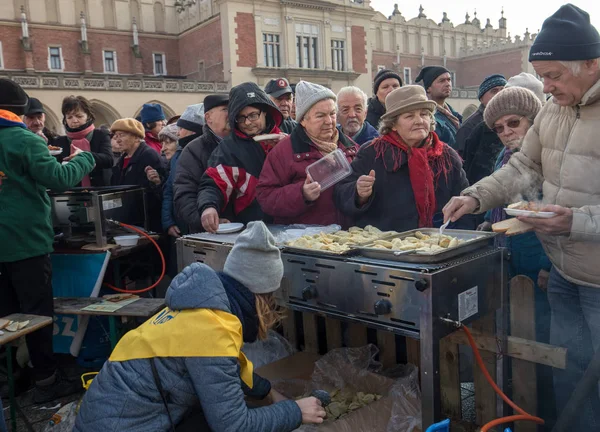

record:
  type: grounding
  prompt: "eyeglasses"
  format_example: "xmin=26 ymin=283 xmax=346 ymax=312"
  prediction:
xmin=235 ymin=111 xmax=262 ymax=124
xmin=492 ymin=117 xmax=524 ymax=135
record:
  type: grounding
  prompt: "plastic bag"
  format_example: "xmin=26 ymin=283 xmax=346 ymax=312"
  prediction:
xmin=273 ymin=224 xmax=341 ymax=245
xmin=272 ymin=345 xmax=422 ymax=432
xmin=242 ymin=330 xmax=296 ymax=369
xmin=42 ymin=402 xmax=78 ymax=432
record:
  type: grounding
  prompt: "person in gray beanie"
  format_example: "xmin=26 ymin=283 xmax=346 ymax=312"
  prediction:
xmin=444 ymin=5 xmax=600 ymax=428
xmin=505 ymin=73 xmax=545 ymax=104
xmin=257 ymin=81 xmax=358 ymax=226
xmin=75 ymin=220 xmax=326 ymax=432
xmin=177 ymin=103 xmax=205 ymax=146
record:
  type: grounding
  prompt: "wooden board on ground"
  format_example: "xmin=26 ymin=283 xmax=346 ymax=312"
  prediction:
xmin=346 ymin=323 xmax=368 ymax=347
xmin=325 ymin=318 xmax=343 ymax=350
xmin=0 ymin=314 xmax=52 ymax=346
xmin=376 ymin=331 xmax=396 ymax=369
xmin=510 ymin=276 xmax=538 ymax=432
xmin=54 ymin=297 xmax=164 ymax=317
xmin=440 ymin=335 xmax=462 ymax=420
xmin=472 ymin=314 xmax=497 ymax=425
xmin=302 ymin=312 xmax=319 ymax=353
xmin=406 ymin=338 xmax=421 ymax=368
xmin=281 ymin=309 xmax=298 ymax=349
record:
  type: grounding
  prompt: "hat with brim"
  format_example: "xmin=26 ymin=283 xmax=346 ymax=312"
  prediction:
xmin=380 ymin=85 xmax=437 ymax=121
xmin=265 ymin=78 xmax=293 ymax=98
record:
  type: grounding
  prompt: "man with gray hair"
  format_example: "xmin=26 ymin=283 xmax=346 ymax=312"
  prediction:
xmin=443 ymin=4 xmax=600 ymax=428
xmin=336 ymin=86 xmax=379 ymax=145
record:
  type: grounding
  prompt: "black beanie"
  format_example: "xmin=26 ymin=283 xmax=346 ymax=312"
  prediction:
xmin=0 ymin=79 xmax=29 ymax=116
xmin=373 ymin=69 xmax=403 ymax=94
xmin=529 ymin=4 xmax=600 ymax=61
xmin=415 ymin=66 xmax=450 ymax=90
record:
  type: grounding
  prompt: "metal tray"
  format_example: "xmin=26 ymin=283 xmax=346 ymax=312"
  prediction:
xmin=356 ymin=228 xmax=497 ymax=263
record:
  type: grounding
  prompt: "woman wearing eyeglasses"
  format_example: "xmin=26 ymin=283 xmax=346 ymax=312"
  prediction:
xmin=197 ymin=82 xmax=286 ymax=233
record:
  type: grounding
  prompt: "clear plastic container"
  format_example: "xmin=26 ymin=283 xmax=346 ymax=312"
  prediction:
xmin=305 ymin=149 xmax=352 ymax=191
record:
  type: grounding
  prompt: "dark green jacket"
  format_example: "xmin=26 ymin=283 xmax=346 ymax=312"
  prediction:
xmin=0 ymin=126 xmax=94 ymax=262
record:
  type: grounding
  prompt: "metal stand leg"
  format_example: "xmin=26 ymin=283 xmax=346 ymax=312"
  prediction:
xmin=109 ymin=317 xmax=118 ymax=349
xmin=421 ymin=293 xmax=442 ymax=428
xmin=7 ymin=345 xmax=16 ymax=432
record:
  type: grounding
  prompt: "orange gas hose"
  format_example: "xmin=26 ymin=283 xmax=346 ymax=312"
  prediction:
xmin=461 ymin=325 xmax=544 ymax=432
xmin=104 ymin=222 xmax=166 ymax=294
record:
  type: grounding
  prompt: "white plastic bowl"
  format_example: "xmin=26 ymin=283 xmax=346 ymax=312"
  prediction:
xmin=114 ymin=235 xmax=140 ymax=247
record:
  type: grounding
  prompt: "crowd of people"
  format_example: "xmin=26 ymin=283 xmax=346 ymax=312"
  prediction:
xmin=0 ymin=3 xmax=599 ymax=431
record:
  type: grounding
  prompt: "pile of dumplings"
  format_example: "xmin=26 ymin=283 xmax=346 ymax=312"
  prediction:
xmin=368 ymin=231 xmax=465 ymax=254
xmin=286 ymin=225 xmax=397 ymax=253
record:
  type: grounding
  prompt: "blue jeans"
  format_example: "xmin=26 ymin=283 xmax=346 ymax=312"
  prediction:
xmin=547 ymin=267 xmax=600 ymax=429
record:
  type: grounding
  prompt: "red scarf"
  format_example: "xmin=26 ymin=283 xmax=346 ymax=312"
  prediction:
xmin=67 ymin=124 xmax=95 ymax=187
xmin=374 ymin=131 xmax=452 ymax=227
xmin=144 ymin=131 xmax=162 ymax=154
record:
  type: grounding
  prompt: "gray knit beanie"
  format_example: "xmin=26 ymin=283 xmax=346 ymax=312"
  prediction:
xmin=295 ymin=80 xmax=336 ymax=121
xmin=505 ymin=73 xmax=545 ymax=104
xmin=177 ymin=103 xmax=205 ymax=134
xmin=484 ymin=87 xmax=542 ymax=129
xmin=223 ymin=222 xmax=283 ymax=294
xmin=158 ymin=123 xmax=179 ymax=142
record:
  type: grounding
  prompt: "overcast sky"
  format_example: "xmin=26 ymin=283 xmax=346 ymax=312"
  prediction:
xmin=369 ymin=0 xmax=600 ymax=41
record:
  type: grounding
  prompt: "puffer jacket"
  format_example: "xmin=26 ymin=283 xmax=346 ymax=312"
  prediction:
xmin=74 ymin=263 xmax=302 ymax=432
xmin=462 ymin=78 xmax=600 ymax=288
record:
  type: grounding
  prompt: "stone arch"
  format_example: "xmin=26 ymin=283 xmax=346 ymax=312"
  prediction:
xmin=88 ymin=99 xmax=121 ymax=127
xmin=153 ymin=1 xmax=165 ymax=33
xmin=133 ymin=100 xmax=176 ymax=121
xmin=42 ymin=104 xmax=63 ymax=135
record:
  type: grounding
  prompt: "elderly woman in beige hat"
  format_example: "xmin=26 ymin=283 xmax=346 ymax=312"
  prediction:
xmin=335 ymin=85 xmax=470 ymax=232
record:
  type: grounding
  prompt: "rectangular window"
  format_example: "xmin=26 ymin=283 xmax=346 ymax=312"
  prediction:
xmin=295 ymin=24 xmax=319 ymax=69
xmin=331 ymin=40 xmax=345 ymax=71
xmin=403 ymin=67 xmax=411 ymax=85
xmin=153 ymin=53 xmax=167 ymax=76
xmin=263 ymin=33 xmax=281 ymax=68
xmin=103 ymin=50 xmax=117 ymax=73
xmin=449 ymin=71 xmax=456 ymax=87
xmin=48 ymin=47 xmax=62 ymax=71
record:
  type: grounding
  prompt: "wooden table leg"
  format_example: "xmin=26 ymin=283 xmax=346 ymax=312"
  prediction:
xmin=7 ymin=344 xmax=17 ymax=432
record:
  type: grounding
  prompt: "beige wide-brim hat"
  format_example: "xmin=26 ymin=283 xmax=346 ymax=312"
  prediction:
xmin=381 ymin=85 xmax=437 ymax=121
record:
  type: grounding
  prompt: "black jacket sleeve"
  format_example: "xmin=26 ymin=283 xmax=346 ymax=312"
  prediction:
xmin=334 ymin=145 xmax=376 ymax=217
xmin=196 ymin=146 xmax=228 ymax=216
xmin=174 ymin=144 xmax=206 ymax=233
xmin=90 ymin=129 xmax=114 ymax=169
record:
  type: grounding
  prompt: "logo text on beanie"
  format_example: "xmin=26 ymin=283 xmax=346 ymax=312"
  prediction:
xmin=531 ymin=51 xmax=553 ymax=56
xmin=247 ymin=92 xmax=256 ymax=98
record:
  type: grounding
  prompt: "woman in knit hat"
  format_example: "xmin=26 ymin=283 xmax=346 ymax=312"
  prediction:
xmin=140 ymin=103 xmax=167 ymax=154
xmin=365 ymin=69 xmax=402 ymax=129
xmin=53 ymin=95 xmax=113 ymax=186
xmin=110 ymin=118 xmax=165 ymax=232
xmin=257 ymin=80 xmax=358 ymax=226
xmin=335 ymin=85 xmax=471 ymax=232
xmin=75 ymin=222 xmax=326 ymax=432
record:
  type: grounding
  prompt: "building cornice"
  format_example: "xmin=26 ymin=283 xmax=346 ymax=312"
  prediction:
xmin=252 ymin=67 xmax=360 ymax=81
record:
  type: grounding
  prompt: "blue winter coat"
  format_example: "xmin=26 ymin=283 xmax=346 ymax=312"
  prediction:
xmin=434 ymin=104 xmax=462 ymax=148
xmin=161 ymin=147 xmax=181 ymax=231
xmin=74 ymin=264 xmax=303 ymax=432
xmin=351 ymin=121 xmax=380 ymax=146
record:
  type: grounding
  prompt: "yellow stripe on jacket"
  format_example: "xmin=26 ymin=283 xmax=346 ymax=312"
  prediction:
xmin=109 ymin=307 xmax=254 ymax=388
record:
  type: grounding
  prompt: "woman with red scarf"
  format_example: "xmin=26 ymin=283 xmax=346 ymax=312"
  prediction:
xmin=55 ymin=96 xmax=113 ymax=186
xmin=335 ymin=86 xmax=471 ymax=232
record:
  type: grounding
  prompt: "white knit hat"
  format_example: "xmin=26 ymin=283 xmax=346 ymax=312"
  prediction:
xmin=295 ymin=80 xmax=336 ymax=121
xmin=223 ymin=222 xmax=283 ymax=294
xmin=505 ymin=73 xmax=545 ymax=104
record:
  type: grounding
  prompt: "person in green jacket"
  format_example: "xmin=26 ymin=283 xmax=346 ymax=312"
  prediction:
xmin=0 ymin=79 xmax=95 ymax=403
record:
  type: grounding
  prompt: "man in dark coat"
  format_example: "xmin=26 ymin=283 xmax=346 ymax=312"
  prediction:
xmin=174 ymin=94 xmax=230 ymax=234
xmin=197 ymin=83 xmax=283 ymax=233
xmin=264 ymin=78 xmax=297 ymax=134
xmin=454 ymin=74 xmax=507 ymax=156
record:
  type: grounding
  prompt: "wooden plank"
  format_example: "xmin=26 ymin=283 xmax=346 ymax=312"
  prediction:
xmin=53 ymin=297 xmax=164 ymax=317
xmin=0 ymin=314 xmax=53 ymax=346
xmin=444 ymin=329 xmax=566 ymax=369
xmin=376 ymin=331 xmax=397 ymax=369
xmin=510 ymin=276 xmax=538 ymax=432
xmin=302 ymin=312 xmax=319 ymax=354
xmin=406 ymin=337 xmax=421 ymax=367
xmin=440 ymin=335 xmax=462 ymax=420
xmin=346 ymin=323 xmax=368 ymax=347
xmin=281 ymin=308 xmax=298 ymax=349
xmin=325 ymin=318 xmax=343 ymax=351
xmin=472 ymin=314 xmax=497 ymax=425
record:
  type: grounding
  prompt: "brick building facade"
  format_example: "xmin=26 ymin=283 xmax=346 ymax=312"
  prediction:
xmin=0 ymin=0 xmax=536 ymax=133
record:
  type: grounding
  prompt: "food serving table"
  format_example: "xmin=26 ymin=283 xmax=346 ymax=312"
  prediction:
xmin=176 ymin=228 xmax=507 ymax=428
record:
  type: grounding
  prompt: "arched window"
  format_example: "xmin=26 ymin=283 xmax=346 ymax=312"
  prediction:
xmin=154 ymin=2 xmax=165 ymax=33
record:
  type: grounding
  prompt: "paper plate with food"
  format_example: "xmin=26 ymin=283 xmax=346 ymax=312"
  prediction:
xmin=504 ymin=201 xmax=556 ymax=218
xmin=48 ymin=145 xmax=63 ymax=156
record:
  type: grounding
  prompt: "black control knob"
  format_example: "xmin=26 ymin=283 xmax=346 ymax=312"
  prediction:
xmin=415 ymin=279 xmax=429 ymax=292
xmin=302 ymin=285 xmax=318 ymax=301
xmin=374 ymin=299 xmax=392 ymax=315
